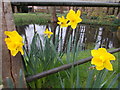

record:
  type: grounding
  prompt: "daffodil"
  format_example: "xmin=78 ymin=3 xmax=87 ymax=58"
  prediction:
xmin=66 ymin=9 xmax=82 ymax=29
xmin=57 ymin=16 xmax=68 ymax=28
xmin=4 ymin=31 xmax=24 ymax=56
xmin=91 ymin=48 xmax=116 ymax=71
xmin=44 ymin=29 xmax=53 ymax=38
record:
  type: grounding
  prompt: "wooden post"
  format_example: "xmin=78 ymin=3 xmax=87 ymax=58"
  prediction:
xmin=2 ymin=1 xmax=27 ymax=88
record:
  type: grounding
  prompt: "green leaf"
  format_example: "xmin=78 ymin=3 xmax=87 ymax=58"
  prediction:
xmin=107 ymin=73 xmax=120 ymax=88
xmin=18 ymin=69 xmax=24 ymax=88
xmin=58 ymin=72 xmax=65 ymax=88
xmin=86 ymin=69 xmax=95 ymax=88
xmin=100 ymin=71 xmax=116 ymax=88
xmin=76 ymin=67 xmax=81 ymax=88
xmin=92 ymin=70 xmax=104 ymax=88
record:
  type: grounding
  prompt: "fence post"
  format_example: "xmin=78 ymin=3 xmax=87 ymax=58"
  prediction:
xmin=2 ymin=1 xmax=27 ymax=88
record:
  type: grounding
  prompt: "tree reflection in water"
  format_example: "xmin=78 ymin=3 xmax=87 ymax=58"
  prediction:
xmin=16 ymin=23 xmax=120 ymax=52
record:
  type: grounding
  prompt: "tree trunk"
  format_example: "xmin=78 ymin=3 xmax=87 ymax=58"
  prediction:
xmin=60 ymin=6 xmax=63 ymax=14
xmin=51 ymin=6 xmax=57 ymax=23
xmin=106 ymin=7 xmax=110 ymax=14
xmin=112 ymin=7 xmax=115 ymax=15
xmin=14 ymin=6 xmax=18 ymax=13
xmin=32 ymin=6 xmax=34 ymax=12
xmin=46 ymin=6 xmax=49 ymax=14
xmin=2 ymin=1 xmax=27 ymax=88
xmin=117 ymin=12 xmax=120 ymax=19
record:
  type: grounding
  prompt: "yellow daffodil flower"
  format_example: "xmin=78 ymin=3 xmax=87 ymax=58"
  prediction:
xmin=66 ymin=9 xmax=82 ymax=29
xmin=57 ymin=16 xmax=68 ymax=28
xmin=44 ymin=29 xmax=53 ymax=38
xmin=4 ymin=31 xmax=24 ymax=56
xmin=91 ymin=48 xmax=116 ymax=71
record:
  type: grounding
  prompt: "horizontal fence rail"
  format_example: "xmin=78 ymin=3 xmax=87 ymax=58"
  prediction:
xmin=11 ymin=1 xmax=120 ymax=7
xmin=26 ymin=48 xmax=120 ymax=82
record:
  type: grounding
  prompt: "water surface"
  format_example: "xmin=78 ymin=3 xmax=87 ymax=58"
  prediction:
xmin=16 ymin=23 xmax=120 ymax=52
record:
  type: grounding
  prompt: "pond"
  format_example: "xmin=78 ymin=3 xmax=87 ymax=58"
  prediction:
xmin=16 ymin=23 xmax=120 ymax=52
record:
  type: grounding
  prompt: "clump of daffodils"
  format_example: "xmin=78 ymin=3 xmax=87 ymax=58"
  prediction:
xmin=57 ymin=9 xmax=82 ymax=29
xmin=91 ymin=48 xmax=116 ymax=71
xmin=4 ymin=31 xmax=24 ymax=56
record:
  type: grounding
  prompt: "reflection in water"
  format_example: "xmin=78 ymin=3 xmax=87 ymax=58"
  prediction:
xmin=16 ymin=24 xmax=120 ymax=52
xmin=94 ymin=27 xmax=103 ymax=49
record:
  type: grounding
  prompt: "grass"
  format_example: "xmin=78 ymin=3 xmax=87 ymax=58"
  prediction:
xmin=13 ymin=12 xmax=120 ymax=26
xmin=14 ymin=13 xmax=51 ymax=26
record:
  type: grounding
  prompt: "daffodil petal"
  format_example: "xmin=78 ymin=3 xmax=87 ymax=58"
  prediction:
xmin=91 ymin=49 xmax=99 ymax=57
xmin=57 ymin=22 xmax=61 ymax=25
xmin=4 ymin=31 xmax=14 ymax=38
xmin=107 ymin=53 xmax=116 ymax=60
xmin=71 ymin=23 xmax=77 ymax=29
xmin=66 ymin=10 xmax=75 ymax=20
xmin=5 ymin=31 xmax=22 ymax=41
xmin=96 ymin=65 xmax=104 ymax=70
xmin=98 ymin=48 xmax=107 ymax=53
xmin=11 ymin=49 xmax=18 ymax=56
xmin=69 ymin=9 xmax=75 ymax=14
xmin=76 ymin=10 xmax=81 ymax=16
xmin=104 ymin=60 xmax=113 ymax=71
xmin=62 ymin=16 xmax=65 ymax=19
xmin=5 ymin=38 xmax=11 ymax=43
xmin=58 ymin=17 xmax=62 ymax=21
xmin=77 ymin=18 xmax=82 ymax=22
xmin=20 ymin=48 xmax=24 ymax=55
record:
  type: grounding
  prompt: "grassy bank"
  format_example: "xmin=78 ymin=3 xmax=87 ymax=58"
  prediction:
xmin=14 ymin=12 xmax=120 ymax=26
xmin=14 ymin=13 xmax=51 ymax=26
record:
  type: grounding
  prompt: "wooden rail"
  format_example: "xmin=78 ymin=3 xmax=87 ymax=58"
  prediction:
xmin=11 ymin=1 xmax=120 ymax=7
xmin=26 ymin=48 xmax=120 ymax=82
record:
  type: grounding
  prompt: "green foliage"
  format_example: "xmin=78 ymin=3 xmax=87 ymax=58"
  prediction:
xmin=22 ymin=29 xmax=119 ymax=88
xmin=113 ymin=19 xmax=120 ymax=26
xmin=82 ymin=11 xmax=119 ymax=26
